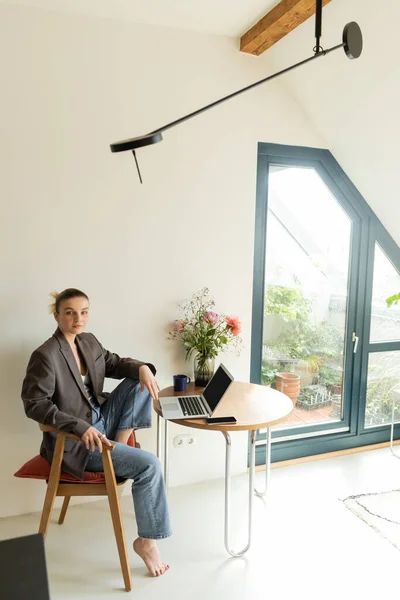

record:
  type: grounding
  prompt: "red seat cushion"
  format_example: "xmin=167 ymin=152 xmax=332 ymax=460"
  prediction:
xmin=14 ymin=432 xmax=137 ymax=484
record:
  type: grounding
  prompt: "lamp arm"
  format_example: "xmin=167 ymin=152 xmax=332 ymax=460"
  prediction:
xmin=150 ymin=42 xmax=342 ymax=137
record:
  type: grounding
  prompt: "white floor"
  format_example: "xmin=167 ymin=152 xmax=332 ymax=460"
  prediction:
xmin=2 ymin=447 xmax=400 ymax=600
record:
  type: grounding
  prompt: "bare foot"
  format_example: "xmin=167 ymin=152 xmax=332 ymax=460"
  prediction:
xmin=133 ymin=537 xmax=170 ymax=577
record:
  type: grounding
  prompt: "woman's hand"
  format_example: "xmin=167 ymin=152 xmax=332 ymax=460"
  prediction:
xmin=139 ymin=365 xmax=160 ymax=400
xmin=81 ymin=426 xmax=112 ymax=452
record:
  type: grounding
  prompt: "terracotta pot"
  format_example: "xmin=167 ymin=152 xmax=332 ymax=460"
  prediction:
xmin=275 ymin=372 xmax=301 ymax=404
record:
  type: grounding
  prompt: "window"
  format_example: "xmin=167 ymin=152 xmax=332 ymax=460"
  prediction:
xmin=252 ymin=144 xmax=400 ymax=464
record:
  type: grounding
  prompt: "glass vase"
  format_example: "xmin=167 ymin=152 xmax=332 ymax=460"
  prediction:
xmin=194 ymin=355 xmax=215 ymax=387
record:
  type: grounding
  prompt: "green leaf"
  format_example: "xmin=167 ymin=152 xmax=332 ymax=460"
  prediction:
xmin=386 ymin=293 xmax=400 ymax=308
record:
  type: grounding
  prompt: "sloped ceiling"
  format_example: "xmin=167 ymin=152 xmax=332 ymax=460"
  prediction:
xmin=0 ymin=0 xmax=277 ymax=36
xmin=262 ymin=0 xmax=400 ymax=243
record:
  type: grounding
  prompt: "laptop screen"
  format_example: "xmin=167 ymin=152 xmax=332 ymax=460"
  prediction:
xmin=202 ymin=364 xmax=233 ymax=412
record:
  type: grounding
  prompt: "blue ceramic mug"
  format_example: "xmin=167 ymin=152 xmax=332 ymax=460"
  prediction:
xmin=173 ymin=374 xmax=191 ymax=392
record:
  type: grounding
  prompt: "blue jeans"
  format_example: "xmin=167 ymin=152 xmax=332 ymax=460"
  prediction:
xmin=86 ymin=378 xmax=172 ymax=540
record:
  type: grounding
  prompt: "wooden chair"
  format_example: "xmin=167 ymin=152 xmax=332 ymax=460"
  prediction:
xmin=29 ymin=425 xmax=133 ymax=592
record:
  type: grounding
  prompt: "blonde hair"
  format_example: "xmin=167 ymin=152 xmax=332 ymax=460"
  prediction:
xmin=48 ymin=290 xmax=59 ymax=314
xmin=49 ymin=288 xmax=89 ymax=314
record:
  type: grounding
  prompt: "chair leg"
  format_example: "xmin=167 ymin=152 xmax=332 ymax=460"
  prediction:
xmin=117 ymin=482 xmax=125 ymax=499
xmin=39 ymin=435 xmax=65 ymax=538
xmin=58 ymin=496 xmax=71 ymax=525
xmin=102 ymin=448 xmax=132 ymax=592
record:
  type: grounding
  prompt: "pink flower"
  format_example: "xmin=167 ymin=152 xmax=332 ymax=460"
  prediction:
xmin=203 ymin=311 xmax=219 ymax=324
xmin=173 ymin=319 xmax=186 ymax=332
xmin=225 ymin=316 xmax=242 ymax=336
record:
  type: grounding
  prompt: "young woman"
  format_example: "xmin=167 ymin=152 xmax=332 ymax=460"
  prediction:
xmin=21 ymin=288 xmax=171 ymax=577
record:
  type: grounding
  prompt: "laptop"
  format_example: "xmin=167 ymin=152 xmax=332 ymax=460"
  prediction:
xmin=160 ymin=363 xmax=234 ymax=419
xmin=0 ymin=533 xmax=51 ymax=600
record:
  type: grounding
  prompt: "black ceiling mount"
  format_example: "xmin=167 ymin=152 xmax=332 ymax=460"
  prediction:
xmin=110 ymin=0 xmax=363 ymax=182
xmin=314 ymin=0 xmax=323 ymax=53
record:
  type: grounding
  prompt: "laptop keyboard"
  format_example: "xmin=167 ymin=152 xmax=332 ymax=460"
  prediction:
xmin=178 ymin=396 xmax=206 ymax=416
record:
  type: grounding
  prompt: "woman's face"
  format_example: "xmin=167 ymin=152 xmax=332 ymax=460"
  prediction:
xmin=55 ymin=296 xmax=90 ymax=336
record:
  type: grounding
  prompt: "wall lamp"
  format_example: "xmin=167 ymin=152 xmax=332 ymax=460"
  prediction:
xmin=110 ymin=1 xmax=363 ymax=183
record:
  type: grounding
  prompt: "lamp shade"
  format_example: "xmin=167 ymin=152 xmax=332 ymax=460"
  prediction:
xmin=343 ymin=21 xmax=363 ymax=59
xmin=110 ymin=132 xmax=163 ymax=153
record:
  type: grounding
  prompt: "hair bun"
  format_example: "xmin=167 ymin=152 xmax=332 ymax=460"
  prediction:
xmin=48 ymin=290 xmax=59 ymax=314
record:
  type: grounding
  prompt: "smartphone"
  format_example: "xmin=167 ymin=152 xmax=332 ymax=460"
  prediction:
xmin=205 ymin=416 xmax=237 ymax=424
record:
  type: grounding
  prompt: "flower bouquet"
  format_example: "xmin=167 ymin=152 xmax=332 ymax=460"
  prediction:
xmin=168 ymin=287 xmax=242 ymax=386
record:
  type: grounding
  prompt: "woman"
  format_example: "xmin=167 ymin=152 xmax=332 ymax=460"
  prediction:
xmin=21 ymin=288 xmax=171 ymax=577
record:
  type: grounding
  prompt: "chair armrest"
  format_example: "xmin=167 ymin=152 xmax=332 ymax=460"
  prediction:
xmin=39 ymin=424 xmax=115 ymax=449
xmin=39 ymin=424 xmax=81 ymax=441
xmin=102 ymin=442 xmax=116 ymax=451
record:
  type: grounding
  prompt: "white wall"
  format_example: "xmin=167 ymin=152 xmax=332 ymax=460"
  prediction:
xmin=0 ymin=4 xmax=326 ymax=518
xmin=263 ymin=0 xmax=400 ymax=245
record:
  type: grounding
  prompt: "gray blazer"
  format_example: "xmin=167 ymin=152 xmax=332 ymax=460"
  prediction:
xmin=21 ymin=328 xmax=155 ymax=479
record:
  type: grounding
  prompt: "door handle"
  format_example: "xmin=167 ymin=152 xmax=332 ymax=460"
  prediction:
xmin=352 ymin=332 xmax=359 ymax=354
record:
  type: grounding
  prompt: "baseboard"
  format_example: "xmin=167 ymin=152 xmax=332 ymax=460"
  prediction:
xmin=255 ymin=439 xmax=400 ymax=471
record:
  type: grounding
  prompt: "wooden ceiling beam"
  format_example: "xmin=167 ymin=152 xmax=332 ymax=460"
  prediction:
xmin=240 ymin=0 xmax=332 ymax=56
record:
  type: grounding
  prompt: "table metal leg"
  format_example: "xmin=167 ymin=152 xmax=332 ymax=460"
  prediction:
xmin=164 ymin=419 xmax=169 ymax=488
xmin=156 ymin=414 xmax=169 ymax=487
xmin=223 ymin=429 xmax=256 ymax=557
xmin=156 ymin=413 xmax=162 ymax=459
xmin=254 ymin=427 xmax=271 ymax=497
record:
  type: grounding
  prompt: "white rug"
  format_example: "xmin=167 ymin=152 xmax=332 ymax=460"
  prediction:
xmin=343 ymin=489 xmax=400 ymax=551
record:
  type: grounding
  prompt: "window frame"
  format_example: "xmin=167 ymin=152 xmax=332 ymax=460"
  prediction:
xmin=252 ymin=143 xmax=400 ymax=464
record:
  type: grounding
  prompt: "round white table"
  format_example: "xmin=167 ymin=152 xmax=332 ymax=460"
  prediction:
xmin=154 ymin=381 xmax=293 ymax=556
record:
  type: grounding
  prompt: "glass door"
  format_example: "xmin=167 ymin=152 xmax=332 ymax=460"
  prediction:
xmin=262 ymin=164 xmax=356 ymax=436
xmin=363 ymin=243 xmax=400 ymax=429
